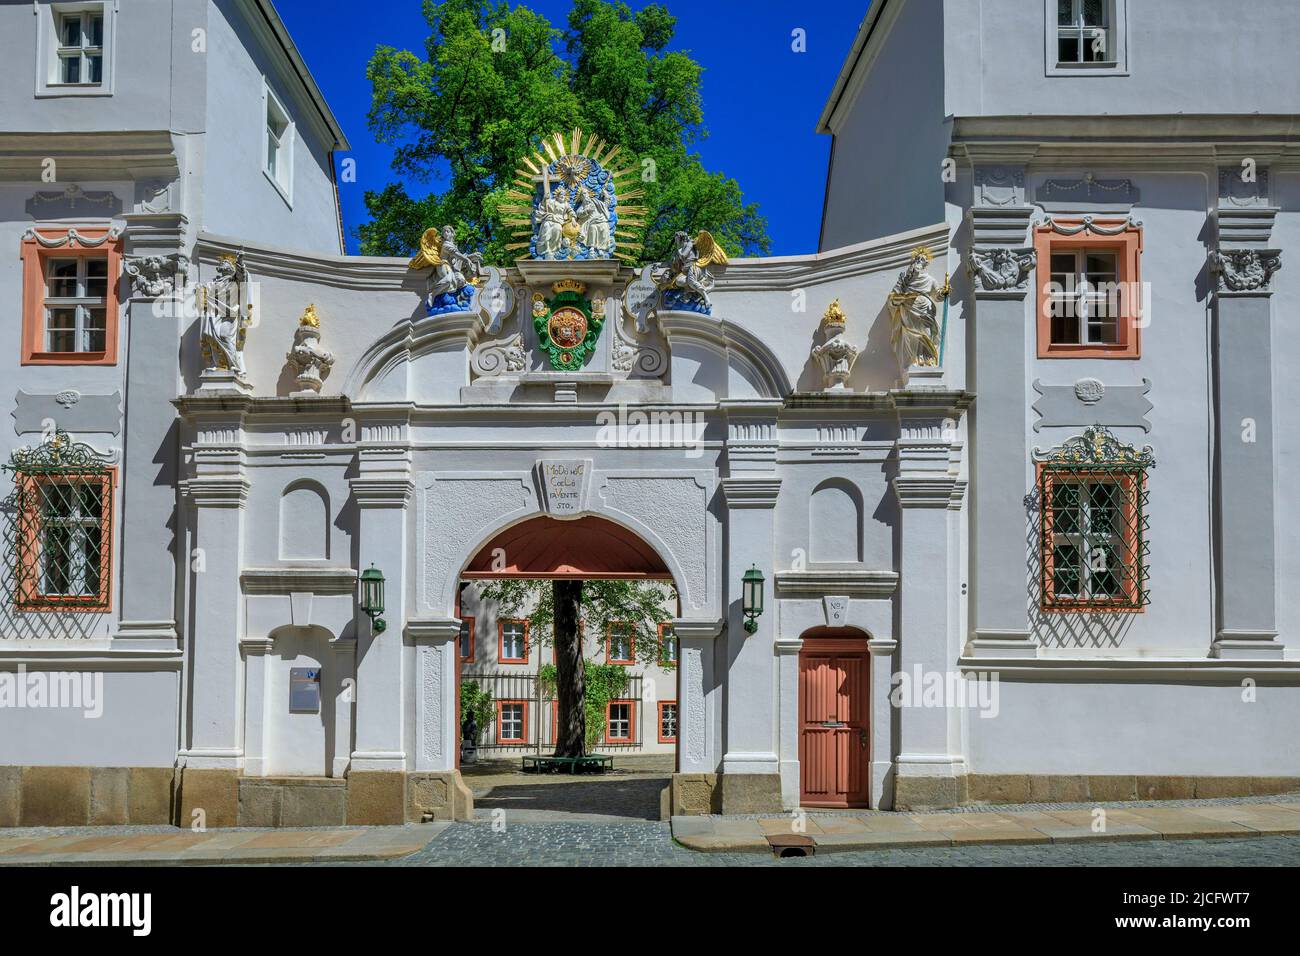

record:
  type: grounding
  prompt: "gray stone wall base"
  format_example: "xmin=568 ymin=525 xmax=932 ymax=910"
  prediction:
xmin=406 ymin=771 xmax=474 ymax=822
xmin=719 ymin=773 xmax=784 ymax=814
xmin=0 ymin=766 xmax=176 ymax=827
xmin=32 ymin=768 xmax=474 ymax=828
xmin=671 ymin=772 xmax=721 ymax=815
xmin=965 ymin=774 xmax=1300 ymax=806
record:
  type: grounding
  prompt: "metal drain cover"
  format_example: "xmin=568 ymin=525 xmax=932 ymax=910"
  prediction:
xmin=766 ymin=833 xmax=816 ymax=857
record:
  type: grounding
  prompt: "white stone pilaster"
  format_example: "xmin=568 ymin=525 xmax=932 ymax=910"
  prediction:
xmin=180 ymin=464 xmax=249 ymax=769
xmin=407 ymin=619 xmax=459 ymax=772
xmin=349 ymin=439 xmax=413 ymax=771
xmin=674 ymin=618 xmax=722 ymax=774
xmin=890 ymin=391 xmax=969 ymax=782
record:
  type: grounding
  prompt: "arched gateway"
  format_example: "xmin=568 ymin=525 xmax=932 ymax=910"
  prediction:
xmin=170 ymin=129 xmax=967 ymax=827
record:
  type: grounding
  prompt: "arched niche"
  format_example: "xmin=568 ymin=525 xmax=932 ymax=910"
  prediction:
xmin=810 ymin=478 xmax=864 ymax=563
xmin=279 ymin=480 xmax=330 ymax=561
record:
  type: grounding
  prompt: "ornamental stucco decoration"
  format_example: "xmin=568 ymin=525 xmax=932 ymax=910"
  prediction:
xmin=124 ymin=253 xmax=187 ymax=298
xmin=198 ymin=252 xmax=252 ymax=380
xmin=888 ymin=246 xmax=949 ymax=367
xmin=1074 ymin=378 xmax=1105 ymax=405
xmin=967 ymin=246 xmax=1036 ymax=291
xmin=1210 ymin=248 xmax=1282 ymax=292
xmin=1032 ymin=423 xmax=1155 ymax=468
xmin=1039 ymin=214 xmax=1141 ymax=237
xmin=497 ymin=128 xmax=645 ymax=263
xmin=471 ymin=332 xmax=527 ymax=377
xmin=21 ymin=226 xmax=122 ymax=249
xmin=622 ymin=268 xmax=660 ymax=333
xmin=811 ymin=298 xmax=860 ymax=390
xmin=610 ymin=303 xmax=666 ymax=376
xmin=285 ymin=304 xmax=335 ymax=396
xmin=408 ymin=225 xmax=485 ymax=315
xmin=1037 ymin=173 xmax=1138 ymax=206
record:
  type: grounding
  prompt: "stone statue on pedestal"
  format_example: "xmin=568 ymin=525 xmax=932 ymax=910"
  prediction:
xmin=888 ymin=245 xmax=949 ymax=369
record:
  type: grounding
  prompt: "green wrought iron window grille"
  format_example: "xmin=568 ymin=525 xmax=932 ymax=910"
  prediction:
xmin=1035 ymin=425 xmax=1153 ymax=612
xmin=3 ymin=430 xmax=114 ymax=612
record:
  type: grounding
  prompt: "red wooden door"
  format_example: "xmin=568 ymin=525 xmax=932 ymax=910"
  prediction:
xmin=799 ymin=635 xmax=870 ymax=807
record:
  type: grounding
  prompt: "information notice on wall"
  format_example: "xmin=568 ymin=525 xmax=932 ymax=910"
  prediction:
xmin=535 ymin=459 xmax=592 ymax=516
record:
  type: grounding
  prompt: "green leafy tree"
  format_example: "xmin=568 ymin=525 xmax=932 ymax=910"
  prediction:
xmin=478 ymin=578 xmax=676 ymax=756
xmin=360 ymin=0 xmax=769 ymax=263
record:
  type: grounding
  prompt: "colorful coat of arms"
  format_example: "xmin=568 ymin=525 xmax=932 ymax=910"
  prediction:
xmin=533 ymin=280 xmax=605 ymax=371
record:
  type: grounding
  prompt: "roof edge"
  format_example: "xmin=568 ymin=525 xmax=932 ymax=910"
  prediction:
xmin=815 ymin=0 xmax=890 ymax=135
xmin=250 ymin=0 xmax=351 ymax=151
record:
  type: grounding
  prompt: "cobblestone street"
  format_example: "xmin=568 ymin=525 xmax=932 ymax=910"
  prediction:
xmin=390 ymin=822 xmax=1300 ymax=867
xmin=461 ymin=755 xmax=672 ymax=823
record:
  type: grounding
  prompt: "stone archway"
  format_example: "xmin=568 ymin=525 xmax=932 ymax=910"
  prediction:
xmin=452 ymin=513 xmax=684 ymax=822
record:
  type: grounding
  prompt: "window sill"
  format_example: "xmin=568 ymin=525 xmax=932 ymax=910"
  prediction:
xmin=1046 ymin=63 xmax=1128 ymax=77
xmin=23 ymin=351 xmax=114 ymax=366
xmin=262 ymin=167 xmax=294 ymax=209
xmin=36 ymin=84 xmax=113 ymax=98
xmin=1039 ymin=346 xmax=1139 ymax=360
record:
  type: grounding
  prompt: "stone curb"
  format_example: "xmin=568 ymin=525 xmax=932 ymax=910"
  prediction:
xmin=671 ymin=805 xmax=1300 ymax=854
xmin=0 ymin=843 xmax=429 ymax=866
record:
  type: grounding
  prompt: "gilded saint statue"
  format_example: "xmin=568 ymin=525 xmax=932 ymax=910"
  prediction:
xmin=199 ymin=252 xmax=251 ymax=378
xmin=887 ymin=246 xmax=950 ymax=368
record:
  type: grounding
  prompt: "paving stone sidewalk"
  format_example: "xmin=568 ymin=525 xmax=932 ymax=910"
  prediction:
xmin=672 ymin=799 xmax=1300 ymax=853
xmin=0 ymin=823 xmax=446 ymax=866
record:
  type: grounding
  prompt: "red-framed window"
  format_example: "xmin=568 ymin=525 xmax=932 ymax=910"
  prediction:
xmin=20 ymin=229 xmax=122 ymax=365
xmin=1034 ymin=219 xmax=1143 ymax=359
xmin=498 ymin=618 xmax=529 ymax=663
xmin=606 ymin=621 xmax=635 ymax=665
xmin=1039 ymin=465 xmax=1145 ymax=612
xmin=496 ymin=700 xmax=528 ymax=745
xmin=14 ymin=468 xmax=115 ymax=612
xmin=457 ymin=616 xmax=475 ymax=662
xmin=657 ymin=701 xmax=678 ymax=744
xmin=605 ymin=699 xmax=636 ymax=743
xmin=657 ymin=622 xmax=678 ymax=667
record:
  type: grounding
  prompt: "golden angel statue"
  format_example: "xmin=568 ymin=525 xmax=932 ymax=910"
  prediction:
xmin=652 ymin=229 xmax=729 ymax=314
xmin=409 ymin=225 xmax=484 ymax=314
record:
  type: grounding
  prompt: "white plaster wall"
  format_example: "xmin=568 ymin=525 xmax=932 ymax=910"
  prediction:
xmin=944 ymin=0 xmax=1300 ymax=118
xmin=0 ymin=669 xmax=179 ymax=766
xmin=201 ymin=0 xmax=342 ymax=255
xmin=968 ymin=679 xmax=1300 ymax=776
xmin=819 ymin=0 xmax=948 ymax=250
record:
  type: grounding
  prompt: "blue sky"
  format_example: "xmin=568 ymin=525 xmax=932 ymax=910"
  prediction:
xmin=276 ymin=0 xmax=869 ymax=256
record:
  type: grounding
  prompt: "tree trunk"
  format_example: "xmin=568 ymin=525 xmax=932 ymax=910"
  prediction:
xmin=553 ymin=579 xmax=586 ymax=757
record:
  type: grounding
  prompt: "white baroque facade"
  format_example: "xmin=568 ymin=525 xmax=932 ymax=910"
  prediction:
xmin=1 ymin=0 xmax=1298 ymax=827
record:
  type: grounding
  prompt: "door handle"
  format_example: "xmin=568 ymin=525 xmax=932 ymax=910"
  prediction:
xmin=859 ymin=728 xmax=868 ymax=750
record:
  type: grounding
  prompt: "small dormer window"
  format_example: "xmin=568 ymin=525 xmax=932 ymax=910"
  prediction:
xmin=263 ymin=81 xmax=295 ymax=204
xmin=1046 ymin=0 xmax=1127 ymax=75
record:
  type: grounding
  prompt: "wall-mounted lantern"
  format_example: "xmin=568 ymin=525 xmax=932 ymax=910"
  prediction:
xmin=742 ymin=565 xmax=765 ymax=634
xmin=360 ymin=564 xmax=387 ymax=633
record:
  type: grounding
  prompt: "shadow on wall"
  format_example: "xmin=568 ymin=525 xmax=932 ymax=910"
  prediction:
xmin=0 ymin=491 xmax=99 ymax=640
xmin=1022 ymin=488 xmax=1138 ymax=650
